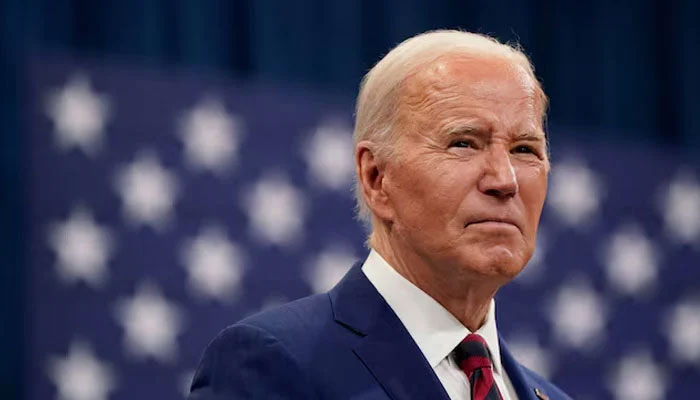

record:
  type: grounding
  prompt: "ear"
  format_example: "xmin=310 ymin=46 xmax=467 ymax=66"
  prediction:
xmin=355 ymin=141 xmax=394 ymax=222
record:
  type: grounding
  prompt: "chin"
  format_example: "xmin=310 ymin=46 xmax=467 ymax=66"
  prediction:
xmin=462 ymin=245 xmax=528 ymax=281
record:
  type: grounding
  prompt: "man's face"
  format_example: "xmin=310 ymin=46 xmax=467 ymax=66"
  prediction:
xmin=380 ymin=55 xmax=549 ymax=283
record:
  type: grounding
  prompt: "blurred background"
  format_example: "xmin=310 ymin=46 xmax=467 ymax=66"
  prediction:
xmin=1 ymin=1 xmax=699 ymax=399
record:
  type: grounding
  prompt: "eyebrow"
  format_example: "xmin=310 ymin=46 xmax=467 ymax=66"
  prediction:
xmin=512 ymin=132 xmax=546 ymax=142
xmin=444 ymin=122 xmax=487 ymax=137
xmin=445 ymin=124 xmax=546 ymax=143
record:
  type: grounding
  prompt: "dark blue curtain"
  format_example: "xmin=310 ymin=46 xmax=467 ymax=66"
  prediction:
xmin=1 ymin=0 xmax=698 ymax=397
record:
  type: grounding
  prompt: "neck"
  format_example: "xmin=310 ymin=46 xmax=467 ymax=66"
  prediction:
xmin=371 ymin=228 xmax=499 ymax=332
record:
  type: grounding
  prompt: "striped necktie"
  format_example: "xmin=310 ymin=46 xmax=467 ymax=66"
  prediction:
xmin=453 ymin=333 xmax=503 ymax=400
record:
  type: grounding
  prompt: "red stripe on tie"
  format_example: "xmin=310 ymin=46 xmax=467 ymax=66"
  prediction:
xmin=473 ymin=366 xmax=496 ymax=399
xmin=460 ymin=354 xmax=492 ymax=373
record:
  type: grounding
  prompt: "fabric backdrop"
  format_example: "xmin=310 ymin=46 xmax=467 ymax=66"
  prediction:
xmin=22 ymin=51 xmax=700 ymax=400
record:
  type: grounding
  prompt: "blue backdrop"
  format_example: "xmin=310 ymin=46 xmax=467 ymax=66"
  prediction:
xmin=1 ymin=1 xmax=699 ymax=399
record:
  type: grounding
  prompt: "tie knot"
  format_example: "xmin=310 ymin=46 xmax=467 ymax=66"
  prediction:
xmin=453 ymin=333 xmax=493 ymax=374
xmin=454 ymin=334 xmax=503 ymax=400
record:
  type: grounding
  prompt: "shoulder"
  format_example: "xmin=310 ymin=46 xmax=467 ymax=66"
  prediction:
xmin=211 ymin=292 xmax=333 ymax=360
xmin=238 ymin=293 xmax=333 ymax=340
xmin=517 ymin=365 xmax=573 ymax=400
xmin=189 ymin=322 xmax=319 ymax=399
xmin=188 ymin=294 xmax=331 ymax=399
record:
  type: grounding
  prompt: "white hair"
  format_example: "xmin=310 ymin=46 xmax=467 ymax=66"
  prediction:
xmin=352 ymin=29 xmax=547 ymax=229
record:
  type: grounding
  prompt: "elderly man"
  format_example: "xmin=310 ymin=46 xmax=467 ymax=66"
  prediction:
xmin=189 ymin=30 xmax=571 ymax=400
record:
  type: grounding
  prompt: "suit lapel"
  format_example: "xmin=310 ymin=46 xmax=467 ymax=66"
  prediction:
xmin=329 ymin=264 xmax=451 ymax=400
xmin=499 ymin=336 xmax=541 ymax=400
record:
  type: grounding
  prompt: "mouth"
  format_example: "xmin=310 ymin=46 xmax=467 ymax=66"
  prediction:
xmin=465 ymin=218 xmax=521 ymax=233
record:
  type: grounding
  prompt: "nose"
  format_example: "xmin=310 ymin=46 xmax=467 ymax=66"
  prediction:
xmin=477 ymin=147 xmax=518 ymax=198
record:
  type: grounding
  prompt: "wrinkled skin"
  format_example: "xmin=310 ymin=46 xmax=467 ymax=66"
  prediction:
xmin=356 ymin=55 xmax=549 ymax=329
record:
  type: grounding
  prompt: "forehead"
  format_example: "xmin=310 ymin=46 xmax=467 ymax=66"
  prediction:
xmin=399 ymin=55 xmax=543 ymax=127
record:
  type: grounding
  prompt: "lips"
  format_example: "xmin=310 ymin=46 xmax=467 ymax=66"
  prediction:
xmin=465 ymin=217 xmax=521 ymax=233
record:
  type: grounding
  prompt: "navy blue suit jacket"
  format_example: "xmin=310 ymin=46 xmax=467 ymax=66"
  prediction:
xmin=189 ymin=264 xmax=571 ymax=399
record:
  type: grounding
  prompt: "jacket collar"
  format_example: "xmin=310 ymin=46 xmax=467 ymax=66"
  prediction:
xmin=329 ymin=263 xmax=550 ymax=400
xmin=329 ymin=263 xmax=451 ymax=400
xmin=361 ymin=249 xmax=503 ymax=372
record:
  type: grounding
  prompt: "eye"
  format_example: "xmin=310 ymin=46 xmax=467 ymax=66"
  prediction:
xmin=450 ymin=140 xmax=473 ymax=148
xmin=512 ymin=145 xmax=537 ymax=155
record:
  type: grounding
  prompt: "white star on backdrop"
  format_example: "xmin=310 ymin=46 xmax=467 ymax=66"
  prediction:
xmin=507 ymin=334 xmax=555 ymax=379
xmin=547 ymin=160 xmax=604 ymax=228
xmin=302 ymin=121 xmax=355 ymax=191
xmin=243 ymin=173 xmax=307 ymax=246
xmin=665 ymin=300 xmax=700 ymax=365
xmin=181 ymin=226 xmax=244 ymax=302
xmin=178 ymin=97 xmax=242 ymax=174
xmin=47 ymin=340 xmax=116 ymax=400
xmin=45 ymin=74 xmax=110 ymax=156
xmin=114 ymin=152 xmax=179 ymax=230
xmin=549 ymin=281 xmax=607 ymax=349
xmin=608 ymin=351 xmax=667 ymax=400
xmin=662 ymin=172 xmax=700 ymax=245
xmin=603 ymin=225 xmax=659 ymax=296
xmin=114 ymin=282 xmax=184 ymax=363
xmin=47 ymin=207 xmax=114 ymax=288
xmin=305 ymin=245 xmax=356 ymax=293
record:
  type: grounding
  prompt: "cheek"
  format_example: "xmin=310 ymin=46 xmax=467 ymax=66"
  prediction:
xmin=388 ymin=161 xmax=465 ymax=224
xmin=518 ymin=167 xmax=548 ymax=232
xmin=385 ymin=163 xmax=432 ymax=221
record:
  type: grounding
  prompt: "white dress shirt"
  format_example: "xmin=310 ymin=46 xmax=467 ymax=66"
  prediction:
xmin=361 ymin=249 xmax=518 ymax=400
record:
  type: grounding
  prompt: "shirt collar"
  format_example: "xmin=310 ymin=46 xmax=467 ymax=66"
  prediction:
xmin=361 ymin=249 xmax=503 ymax=373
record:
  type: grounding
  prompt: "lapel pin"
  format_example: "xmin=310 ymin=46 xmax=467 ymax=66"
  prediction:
xmin=534 ymin=388 xmax=549 ymax=400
